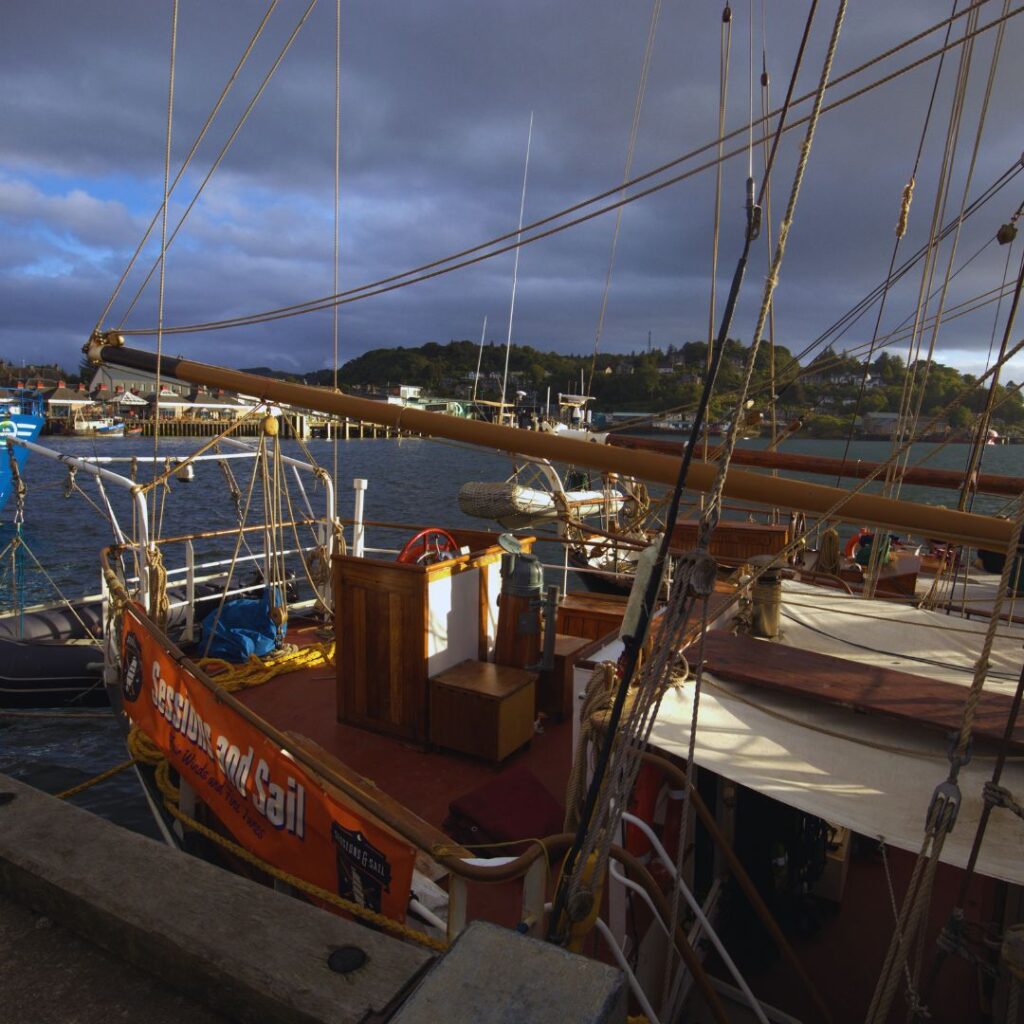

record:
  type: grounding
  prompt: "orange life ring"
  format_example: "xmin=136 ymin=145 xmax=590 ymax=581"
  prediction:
xmin=844 ymin=528 xmax=870 ymax=560
xmin=396 ymin=527 xmax=461 ymax=566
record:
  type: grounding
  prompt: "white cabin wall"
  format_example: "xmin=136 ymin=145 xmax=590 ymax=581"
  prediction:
xmin=482 ymin=560 xmax=501 ymax=659
xmin=426 ymin=568 xmax=481 ymax=676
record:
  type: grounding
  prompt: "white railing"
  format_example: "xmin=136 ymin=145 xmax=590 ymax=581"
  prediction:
xmin=619 ymin=812 xmax=769 ymax=1024
xmin=4 ymin=436 xmax=340 ymax=637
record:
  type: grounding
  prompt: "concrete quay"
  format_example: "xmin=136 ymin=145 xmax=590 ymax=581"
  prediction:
xmin=0 ymin=773 xmax=625 ymax=1023
xmin=0 ymin=890 xmax=229 ymax=1024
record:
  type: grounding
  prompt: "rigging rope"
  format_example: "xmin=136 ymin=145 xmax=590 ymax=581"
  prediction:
xmin=114 ymin=2 xmax=1024 ymax=339
xmin=746 ymin=0 xmax=754 ymax=180
xmin=547 ymin=0 xmax=823 ymax=947
xmin=199 ymin=434 xmax=264 ymax=659
xmin=499 ymin=113 xmax=534 ymax=423
xmin=773 ymin=159 xmax=1020 ymax=402
xmin=758 ymin=1 xmax=778 ymax=455
xmin=93 ymin=2 xmax=279 ymax=333
xmin=151 ymin=0 xmax=179 ymax=539
xmin=663 ymin=5 xmax=846 ymax=1011
xmin=608 ymin=233 xmax=1021 ymax=442
xmin=960 ymin=232 xmax=1020 ymax=529
xmin=893 ymin=0 xmax=1008 ymax=512
xmin=700 ymin=0 xmax=845 ymax=548
xmin=586 ymin=0 xmax=664 ymax=399
xmin=704 ymin=2 xmax=733 ymax=467
xmin=0 ymin=456 xmax=99 ymax=643
xmin=332 ymin=0 xmax=342 ymax=517
xmin=834 ymin=0 xmax=958 ymax=488
xmin=550 ymin=9 xmax=840 ymax=1015
xmin=116 ymin=0 xmax=320 ymax=330
xmin=961 ymin=246 xmax=1024 ymax=509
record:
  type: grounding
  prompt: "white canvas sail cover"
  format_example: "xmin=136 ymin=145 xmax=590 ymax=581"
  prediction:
xmin=458 ymin=480 xmax=623 ymax=530
xmin=648 ymin=581 xmax=1024 ymax=885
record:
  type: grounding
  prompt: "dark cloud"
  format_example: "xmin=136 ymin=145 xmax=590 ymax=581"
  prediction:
xmin=1 ymin=0 xmax=1021 ymax=376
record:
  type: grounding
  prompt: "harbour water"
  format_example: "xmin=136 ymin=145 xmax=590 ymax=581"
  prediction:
xmin=1 ymin=434 xmax=1020 ymax=834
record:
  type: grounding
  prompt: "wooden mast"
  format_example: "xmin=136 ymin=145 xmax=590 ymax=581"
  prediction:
xmin=607 ymin=433 xmax=1024 ymax=498
xmin=87 ymin=335 xmax=1019 ymax=551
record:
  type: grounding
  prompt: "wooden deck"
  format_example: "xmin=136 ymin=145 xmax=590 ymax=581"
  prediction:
xmin=235 ymin=624 xmax=573 ymax=836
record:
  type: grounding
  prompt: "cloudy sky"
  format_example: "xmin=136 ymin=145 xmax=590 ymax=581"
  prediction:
xmin=1 ymin=1 xmax=1021 ymax=377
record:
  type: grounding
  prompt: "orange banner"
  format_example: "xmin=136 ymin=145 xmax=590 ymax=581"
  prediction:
xmin=120 ymin=606 xmax=416 ymax=922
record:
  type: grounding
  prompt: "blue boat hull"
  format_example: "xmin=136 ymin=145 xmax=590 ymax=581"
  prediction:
xmin=0 ymin=413 xmax=45 ymax=512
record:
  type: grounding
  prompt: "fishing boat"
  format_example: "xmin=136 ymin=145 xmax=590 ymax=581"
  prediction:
xmin=0 ymin=387 xmax=45 ymax=513
xmin=19 ymin=1 xmax=1024 ymax=1020
xmin=70 ymin=414 xmax=127 ymax=437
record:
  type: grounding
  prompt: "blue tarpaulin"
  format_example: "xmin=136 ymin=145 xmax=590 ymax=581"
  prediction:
xmin=199 ymin=588 xmax=283 ymax=662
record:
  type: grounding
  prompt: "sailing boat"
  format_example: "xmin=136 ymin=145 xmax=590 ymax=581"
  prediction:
xmin=23 ymin=1 xmax=1024 ymax=1021
xmin=83 ymin=329 xmax=1024 ymax=1022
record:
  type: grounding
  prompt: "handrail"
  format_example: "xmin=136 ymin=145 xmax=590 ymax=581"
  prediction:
xmin=612 ymin=843 xmax=729 ymax=1024
xmin=146 ymin=519 xmax=319 ymax=547
xmin=621 ymin=812 xmax=769 ymax=1024
xmin=162 ymin=545 xmax=316 ymax=576
xmin=639 ymin=751 xmax=833 ymax=1024
xmin=56 ymin=452 xmax=259 ymax=465
xmin=593 ymin=917 xmax=662 ymax=1023
xmin=11 ymin=437 xmax=151 ymax=605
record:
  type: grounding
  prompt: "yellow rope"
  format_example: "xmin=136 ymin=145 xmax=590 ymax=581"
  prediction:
xmin=55 ymin=759 xmax=138 ymax=800
xmin=197 ymin=640 xmax=334 ymax=691
xmin=127 ymin=724 xmax=165 ymax=764
xmin=155 ymin=757 xmax=181 ymax=805
xmin=161 ymin=800 xmax=447 ymax=951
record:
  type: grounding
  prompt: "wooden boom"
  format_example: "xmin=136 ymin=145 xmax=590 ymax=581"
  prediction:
xmin=88 ymin=338 xmax=1019 ymax=552
xmin=607 ymin=434 xmax=1024 ymax=498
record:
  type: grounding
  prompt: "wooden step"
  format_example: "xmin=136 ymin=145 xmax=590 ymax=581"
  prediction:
xmin=429 ymin=660 xmax=537 ymax=763
xmin=699 ymin=631 xmax=1024 ymax=751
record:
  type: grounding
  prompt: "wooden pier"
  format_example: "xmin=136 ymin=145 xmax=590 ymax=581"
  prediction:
xmin=45 ymin=416 xmax=411 ymax=441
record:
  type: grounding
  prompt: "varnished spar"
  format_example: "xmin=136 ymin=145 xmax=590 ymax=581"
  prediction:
xmin=87 ymin=335 xmax=1018 ymax=551
xmin=607 ymin=433 xmax=1024 ymax=497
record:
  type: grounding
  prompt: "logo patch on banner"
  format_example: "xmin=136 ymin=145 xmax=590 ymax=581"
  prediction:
xmin=122 ymin=630 xmax=143 ymax=702
xmin=332 ymin=822 xmax=393 ymax=913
